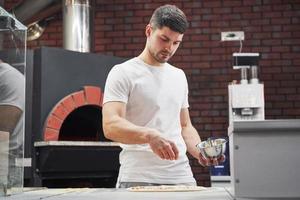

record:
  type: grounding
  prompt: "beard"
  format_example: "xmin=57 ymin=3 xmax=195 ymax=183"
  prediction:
xmin=149 ymin=48 xmax=173 ymax=64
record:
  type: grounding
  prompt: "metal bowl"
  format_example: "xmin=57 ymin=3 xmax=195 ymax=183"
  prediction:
xmin=196 ymin=138 xmax=227 ymax=159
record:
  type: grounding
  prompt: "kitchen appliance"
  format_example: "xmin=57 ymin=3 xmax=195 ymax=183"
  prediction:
xmin=24 ymin=47 xmax=126 ymax=187
xmin=228 ymin=53 xmax=264 ymax=124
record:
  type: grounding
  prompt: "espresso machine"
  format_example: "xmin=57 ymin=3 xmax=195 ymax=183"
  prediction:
xmin=228 ymin=52 xmax=264 ymax=124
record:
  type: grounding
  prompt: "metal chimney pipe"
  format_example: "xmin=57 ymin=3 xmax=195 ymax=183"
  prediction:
xmin=63 ymin=0 xmax=91 ymax=52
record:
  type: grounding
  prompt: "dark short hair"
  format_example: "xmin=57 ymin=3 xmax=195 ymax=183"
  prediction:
xmin=150 ymin=4 xmax=188 ymax=34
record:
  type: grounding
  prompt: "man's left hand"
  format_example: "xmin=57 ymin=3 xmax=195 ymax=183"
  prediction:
xmin=198 ymin=153 xmax=226 ymax=167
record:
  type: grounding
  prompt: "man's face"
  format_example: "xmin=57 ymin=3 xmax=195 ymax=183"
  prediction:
xmin=146 ymin=25 xmax=183 ymax=64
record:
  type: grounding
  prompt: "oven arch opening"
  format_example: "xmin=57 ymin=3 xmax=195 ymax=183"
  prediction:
xmin=58 ymin=105 xmax=108 ymax=141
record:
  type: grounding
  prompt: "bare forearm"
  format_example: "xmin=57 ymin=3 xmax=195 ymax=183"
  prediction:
xmin=103 ymin=115 xmax=156 ymax=144
xmin=102 ymin=102 xmax=179 ymax=160
xmin=182 ymin=125 xmax=201 ymax=159
xmin=0 ymin=105 xmax=22 ymax=133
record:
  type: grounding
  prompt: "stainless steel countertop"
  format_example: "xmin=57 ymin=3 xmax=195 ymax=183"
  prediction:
xmin=2 ymin=187 xmax=233 ymax=200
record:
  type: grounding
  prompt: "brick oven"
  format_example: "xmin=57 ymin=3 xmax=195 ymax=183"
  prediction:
xmin=25 ymin=46 xmax=126 ymax=187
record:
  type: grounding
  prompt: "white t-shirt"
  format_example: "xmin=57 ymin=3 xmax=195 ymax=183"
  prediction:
xmin=103 ymin=57 xmax=196 ymax=184
xmin=0 ymin=62 xmax=25 ymax=151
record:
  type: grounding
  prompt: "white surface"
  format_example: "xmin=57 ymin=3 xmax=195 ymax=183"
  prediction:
xmin=232 ymin=53 xmax=259 ymax=56
xmin=230 ymin=84 xmax=264 ymax=108
xmin=228 ymin=83 xmax=265 ymax=123
xmin=1 ymin=187 xmax=233 ymax=200
xmin=211 ymin=176 xmax=231 ymax=182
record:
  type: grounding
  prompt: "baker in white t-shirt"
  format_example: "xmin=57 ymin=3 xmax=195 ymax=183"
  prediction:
xmin=0 ymin=60 xmax=25 ymax=187
xmin=0 ymin=60 xmax=24 ymax=151
xmin=102 ymin=4 xmax=225 ymax=188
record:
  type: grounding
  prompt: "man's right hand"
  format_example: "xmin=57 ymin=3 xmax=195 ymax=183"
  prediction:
xmin=148 ymin=132 xmax=179 ymax=160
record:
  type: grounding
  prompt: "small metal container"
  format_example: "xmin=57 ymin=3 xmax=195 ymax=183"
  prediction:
xmin=196 ymin=138 xmax=227 ymax=159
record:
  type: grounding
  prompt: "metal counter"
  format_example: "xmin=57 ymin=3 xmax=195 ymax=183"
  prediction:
xmin=229 ymin=119 xmax=300 ymax=199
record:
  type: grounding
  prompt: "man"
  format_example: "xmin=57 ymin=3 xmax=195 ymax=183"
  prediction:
xmin=0 ymin=59 xmax=25 ymax=188
xmin=0 ymin=59 xmax=24 ymax=151
xmin=102 ymin=5 xmax=224 ymax=188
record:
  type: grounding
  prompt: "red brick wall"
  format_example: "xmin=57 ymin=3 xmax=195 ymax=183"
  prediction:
xmin=5 ymin=0 xmax=300 ymax=187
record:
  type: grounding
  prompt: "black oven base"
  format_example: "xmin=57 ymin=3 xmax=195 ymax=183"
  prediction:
xmin=34 ymin=141 xmax=121 ymax=188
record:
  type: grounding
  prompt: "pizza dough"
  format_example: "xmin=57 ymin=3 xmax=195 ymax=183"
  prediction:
xmin=127 ymin=185 xmax=207 ymax=192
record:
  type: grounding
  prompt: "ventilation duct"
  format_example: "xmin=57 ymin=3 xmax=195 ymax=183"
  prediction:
xmin=63 ymin=0 xmax=92 ymax=52
xmin=11 ymin=0 xmax=56 ymax=23
xmin=10 ymin=0 xmax=60 ymax=41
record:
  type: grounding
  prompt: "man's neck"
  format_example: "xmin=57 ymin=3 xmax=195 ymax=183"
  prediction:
xmin=138 ymin=49 xmax=164 ymax=67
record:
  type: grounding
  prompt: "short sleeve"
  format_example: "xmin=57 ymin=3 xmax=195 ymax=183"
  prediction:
xmin=181 ymin=72 xmax=189 ymax=109
xmin=0 ymin=64 xmax=25 ymax=110
xmin=103 ymin=65 xmax=131 ymax=104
